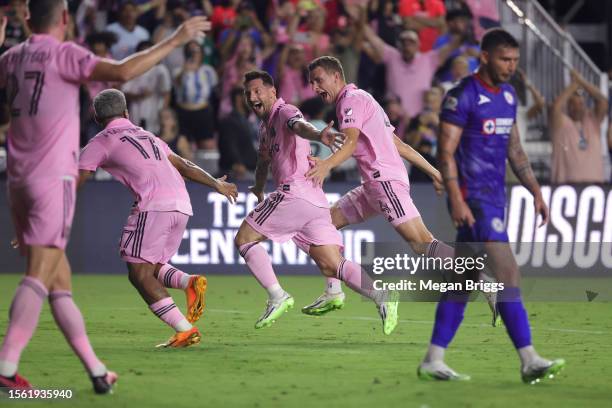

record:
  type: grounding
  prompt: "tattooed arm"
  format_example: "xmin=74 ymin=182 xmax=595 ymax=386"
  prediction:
xmin=507 ymin=125 xmax=548 ymax=226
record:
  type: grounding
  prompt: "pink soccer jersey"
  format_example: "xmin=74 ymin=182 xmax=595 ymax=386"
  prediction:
xmin=258 ymin=98 xmax=329 ymax=208
xmin=336 ymin=84 xmax=409 ymax=185
xmin=79 ymin=118 xmax=193 ymax=215
xmin=0 ymin=34 xmax=101 ymax=186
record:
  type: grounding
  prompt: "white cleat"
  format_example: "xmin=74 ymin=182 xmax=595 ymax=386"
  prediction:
xmin=255 ymin=293 xmax=295 ymax=329
xmin=417 ymin=360 xmax=471 ymax=381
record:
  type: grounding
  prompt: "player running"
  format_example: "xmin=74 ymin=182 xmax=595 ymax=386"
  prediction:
xmin=302 ymin=56 xmax=454 ymax=316
xmin=0 ymin=0 xmax=210 ymax=393
xmin=234 ymin=70 xmax=399 ymax=334
xmin=417 ymin=28 xmax=565 ymax=383
xmin=79 ymin=89 xmax=237 ymax=348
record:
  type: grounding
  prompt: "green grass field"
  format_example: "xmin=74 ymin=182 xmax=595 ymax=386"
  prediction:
xmin=0 ymin=274 xmax=610 ymax=408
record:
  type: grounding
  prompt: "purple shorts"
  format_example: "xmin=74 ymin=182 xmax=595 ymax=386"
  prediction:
xmin=336 ymin=180 xmax=420 ymax=227
xmin=9 ymin=177 xmax=76 ymax=253
xmin=119 ymin=210 xmax=189 ymax=264
xmin=245 ymin=191 xmax=343 ymax=253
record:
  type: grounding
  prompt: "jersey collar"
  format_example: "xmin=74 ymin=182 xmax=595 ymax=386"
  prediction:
xmin=106 ymin=118 xmax=134 ymax=129
xmin=266 ymin=97 xmax=285 ymax=127
xmin=336 ymin=83 xmax=357 ymax=103
xmin=474 ymin=73 xmax=501 ymax=94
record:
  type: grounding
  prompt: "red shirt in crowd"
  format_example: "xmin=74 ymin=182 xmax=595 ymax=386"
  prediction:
xmin=399 ymin=0 xmax=446 ymax=52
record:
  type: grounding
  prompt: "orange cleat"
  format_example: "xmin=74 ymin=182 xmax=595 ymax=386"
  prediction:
xmin=155 ymin=327 xmax=201 ymax=348
xmin=185 ymin=275 xmax=207 ymax=323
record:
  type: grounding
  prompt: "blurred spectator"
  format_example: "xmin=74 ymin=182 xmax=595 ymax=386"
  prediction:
xmin=153 ymin=5 xmax=189 ymax=75
xmin=461 ymin=0 xmax=500 ymax=41
xmin=211 ymin=0 xmax=240 ymax=35
xmin=433 ymin=8 xmax=479 ymax=82
xmin=399 ymin=0 xmax=446 ymax=52
xmin=360 ymin=17 xmax=462 ymax=117
xmin=289 ymin=4 xmax=330 ymax=61
xmin=382 ymin=94 xmax=409 ymax=142
xmin=439 ymin=55 xmax=470 ymax=93
xmin=219 ymin=35 xmax=261 ymax=118
xmin=218 ymin=87 xmax=257 ymax=179
xmin=218 ymin=1 xmax=272 ymax=60
xmin=405 ymin=87 xmax=442 ymax=150
xmin=277 ymin=44 xmax=315 ymax=106
xmin=106 ymin=1 xmax=150 ymax=60
xmin=333 ymin=5 xmax=364 ymax=85
xmin=0 ymin=0 xmax=30 ymax=53
xmin=409 ymin=138 xmax=436 ymax=182
xmin=550 ymin=70 xmax=609 ymax=184
xmin=121 ymin=41 xmax=172 ymax=133
xmin=370 ymin=0 xmax=403 ymax=46
xmin=516 ymin=69 xmax=546 ymax=121
xmin=174 ymin=40 xmax=219 ymax=150
xmin=158 ymin=107 xmax=194 ymax=161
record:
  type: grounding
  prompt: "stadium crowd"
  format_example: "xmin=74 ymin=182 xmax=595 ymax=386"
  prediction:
xmin=0 ymin=0 xmax=608 ymax=183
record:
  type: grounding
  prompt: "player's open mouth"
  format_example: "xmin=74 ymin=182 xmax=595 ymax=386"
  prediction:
xmin=318 ymin=91 xmax=329 ymax=101
xmin=252 ymin=102 xmax=264 ymax=111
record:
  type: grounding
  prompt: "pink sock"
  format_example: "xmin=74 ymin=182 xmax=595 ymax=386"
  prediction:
xmin=337 ymin=259 xmax=384 ymax=304
xmin=157 ymin=264 xmax=191 ymax=290
xmin=49 ymin=291 xmax=106 ymax=377
xmin=426 ymin=239 xmax=455 ymax=258
xmin=239 ymin=242 xmax=279 ymax=289
xmin=149 ymin=297 xmax=192 ymax=332
xmin=0 ymin=277 xmax=48 ymax=377
xmin=326 ymin=277 xmax=342 ymax=294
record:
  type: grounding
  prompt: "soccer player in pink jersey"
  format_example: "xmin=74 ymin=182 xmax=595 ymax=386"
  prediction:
xmin=0 ymin=0 xmax=210 ymax=393
xmin=301 ymin=56 xmax=454 ymax=315
xmin=79 ymin=89 xmax=238 ymax=348
xmin=234 ymin=70 xmax=399 ymax=333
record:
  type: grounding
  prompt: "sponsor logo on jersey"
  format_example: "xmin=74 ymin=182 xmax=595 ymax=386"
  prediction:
xmin=504 ymin=91 xmax=515 ymax=105
xmin=344 ymin=107 xmax=353 ymax=116
xmin=482 ymin=119 xmax=496 ymax=134
xmin=478 ymin=94 xmax=491 ymax=105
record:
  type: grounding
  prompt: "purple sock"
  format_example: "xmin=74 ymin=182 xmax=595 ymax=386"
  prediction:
xmin=430 ymin=291 xmax=469 ymax=348
xmin=497 ymin=287 xmax=532 ymax=349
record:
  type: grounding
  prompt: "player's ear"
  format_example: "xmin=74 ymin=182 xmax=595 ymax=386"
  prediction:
xmin=123 ymin=110 xmax=129 ymax=120
xmin=61 ymin=8 xmax=69 ymax=26
xmin=480 ymin=50 xmax=489 ymax=66
xmin=93 ymin=114 xmax=101 ymax=125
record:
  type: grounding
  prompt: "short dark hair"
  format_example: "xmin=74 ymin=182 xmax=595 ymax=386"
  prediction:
xmin=27 ymin=0 xmax=65 ymax=31
xmin=307 ymin=56 xmax=345 ymax=81
xmin=481 ymin=28 xmax=519 ymax=52
xmin=243 ymin=70 xmax=275 ymax=87
xmin=119 ymin=0 xmax=138 ymax=12
xmin=136 ymin=40 xmax=153 ymax=53
xmin=446 ymin=8 xmax=472 ymax=22
xmin=85 ymin=31 xmax=118 ymax=48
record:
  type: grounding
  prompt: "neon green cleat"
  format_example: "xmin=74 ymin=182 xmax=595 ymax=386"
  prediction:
xmin=254 ymin=294 xmax=295 ymax=329
xmin=522 ymin=359 xmax=566 ymax=384
xmin=301 ymin=292 xmax=345 ymax=316
xmin=417 ymin=361 xmax=471 ymax=381
xmin=379 ymin=291 xmax=399 ymax=335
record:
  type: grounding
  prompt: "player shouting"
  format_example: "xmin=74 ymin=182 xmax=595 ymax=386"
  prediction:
xmin=234 ymin=70 xmax=399 ymax=334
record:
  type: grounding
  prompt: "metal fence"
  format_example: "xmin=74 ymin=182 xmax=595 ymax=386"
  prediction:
xmin=497 ymin=0 xmax=609 ymax=181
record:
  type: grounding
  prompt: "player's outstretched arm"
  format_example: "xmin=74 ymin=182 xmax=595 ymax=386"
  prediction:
xmin=305 ymin=127 xmax=360 ymax=186
xmin=292 ymin=120 xmax=345 ymax=151
xmin=393 ymin=135 xmax=443 ymax=194
xmin=249 ymin=154 xmax=271 ymax=203
xmin=507 ymin=125 xmax=548 ymax=226
xmin=438 ymin=121 xmax=475 ymax=227
xmin=89 ymin=16 xmax=211 ymax=83
xmin=168 ymin=153 xmax=238 ymax=204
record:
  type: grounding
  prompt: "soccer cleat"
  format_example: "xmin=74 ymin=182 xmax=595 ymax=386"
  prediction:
xmin=91 ymin=371 xmax=118 ymax=394
xmin=155 ymin=327 xmax=202 ymax=348
xmin=185 ymin=275 xmax=207 ymax=323
xmin=417 ymin=361 xmax=471 ymax=381
xmin=301 ymin=291 xmax=345 ymax=316
xmin=0 ymin=373 xmax=32 ymax=391
xmin=255 ymin=293 xmax=294 ymax=329
xmin=378 ymin=291 xmax=399 ymax=335
xmin=521 ymin=359 xmax=566 ymax=384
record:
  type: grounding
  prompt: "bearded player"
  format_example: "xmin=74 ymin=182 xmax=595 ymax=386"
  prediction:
xmin=234 ymin=70 xmax=399 ymax=334
xmin=0 ymin=0 xmax=210 ymax=392
xmin=416 ymin=28 xmax=564 ymax=383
